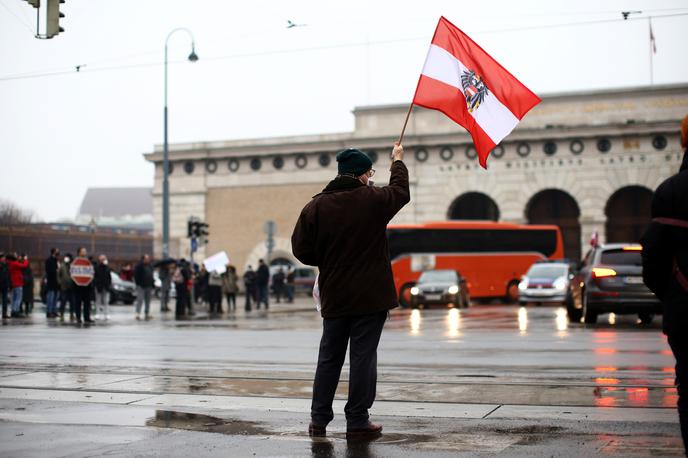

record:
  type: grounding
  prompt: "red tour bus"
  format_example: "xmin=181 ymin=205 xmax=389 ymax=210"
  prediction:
xmin=387 ymin=221 xmax=564 ymax=305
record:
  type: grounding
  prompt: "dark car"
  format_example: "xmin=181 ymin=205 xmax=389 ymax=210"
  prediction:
xmin=518 ymin=261 xmax=574 ymax=306
xmin=568 ymin=243 xmax=661 ymax=324
xmin=269 ymin=265 xmax=317 ymax=296
xmin=409 ymin=269 xmax=470 ymax=309
xmin=109 ymin=271 xmax=136 ymax=304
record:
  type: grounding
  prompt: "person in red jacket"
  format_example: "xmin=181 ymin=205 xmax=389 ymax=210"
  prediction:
xmin=6 ymin=253 xmax=29 ymax=318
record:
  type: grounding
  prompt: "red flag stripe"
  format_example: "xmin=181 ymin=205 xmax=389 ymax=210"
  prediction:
xmin=413 ymin=74 xmax=496 ymax=168
xmin=431 ymin=16 xmax=540 ymax=120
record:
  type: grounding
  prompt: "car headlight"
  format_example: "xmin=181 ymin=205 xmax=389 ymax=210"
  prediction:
xmin=447 ymin=285 xmax=459 ymax=294
xmin=518 ymin=279 xmax=528 ymax=291
xmin=553 ymin=276 xmax=567 ymax=291
xmin=113 ymin=284 xmax=125 ymax=291
xmin=410 ymin=286 xmax=420 ymax=296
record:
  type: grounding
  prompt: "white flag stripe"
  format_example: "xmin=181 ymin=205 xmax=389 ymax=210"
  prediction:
xmin=421 ymin=44 xmax=519 ymax=144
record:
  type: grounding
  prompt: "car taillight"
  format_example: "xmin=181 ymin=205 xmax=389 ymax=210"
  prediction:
xmin=622 ymin=246 xmax=642 ymax=251
xmin=592 ymin=267 xmax=617 ymax=278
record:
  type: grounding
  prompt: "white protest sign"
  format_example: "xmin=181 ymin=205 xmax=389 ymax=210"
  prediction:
xmin=203 ymin=251 xmax=230 ymax=274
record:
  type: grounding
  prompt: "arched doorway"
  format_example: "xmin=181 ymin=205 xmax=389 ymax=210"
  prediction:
xmin=605 ymin=186 xmax=653 ymax=243
xmin=526 ymin=189 xmax=582 ymax=262
xmin=447 ymin=192 xmax=500 ymax=220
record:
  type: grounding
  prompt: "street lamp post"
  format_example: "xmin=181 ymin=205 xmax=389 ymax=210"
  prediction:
xmin=162 ymin=28 xmax=198 ymax=259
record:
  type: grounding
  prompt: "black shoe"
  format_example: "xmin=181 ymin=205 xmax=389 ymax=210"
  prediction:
xmin=85 ymin=319 xmax=95 ymax=324
xmin=346 ymin=422 xmax=383 ymax=438
xmin=308 ymin=423 xmax=327 ymax=437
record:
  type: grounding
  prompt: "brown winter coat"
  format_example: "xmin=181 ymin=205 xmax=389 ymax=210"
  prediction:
xmin=291 ymin=160 xmax=410 ymax=318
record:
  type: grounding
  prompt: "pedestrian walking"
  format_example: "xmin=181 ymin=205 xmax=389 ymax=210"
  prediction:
xmin=44 ymin=248 xmax=60 ymax=318
xmin=134 ymin=254 xmax=154 ymax=320
xmin=159 ymin=263 xmax=173 ymax=312
xmin=207 ymin=269 xmax=223 ymax=315
xmin=0 ymin=253 xmax=9 ymax=319
xmin=272 ymin=268 xmax=286 ymax=303
xmin=256 ymin=259 xmax=270 ymax=309
xmin=94 ymin=254 xmax=112 ymax=320
xmin=58 ymin=253 xmax=74 ymax=321
xmin=22 ymin=262 xmax=34 ymax=315
xmin=195 ymin=265 xmax=209 ymax=305
xmin=7 ymin=253 xmax=29 ymax=318
xmin=641 ymin=114 xmax=688 ymax=454
xmin=172 ymin=259 xmax=191 ymax=319
xmin=72 ymin=247 xmax=94 ymax=324
xmin=292 ymin=143 xmax=409 ymax=438
xmin=243 ymin=265 xmax=257 ymax=311
xmin=120 ymin=263 xmax=134 ymax=282
xmin=285 ymin=268 xmax=295 ymax=303
xmin=222 ymin=265 xmax=239 ymax=312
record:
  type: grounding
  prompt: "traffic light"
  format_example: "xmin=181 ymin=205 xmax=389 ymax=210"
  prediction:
xmin=198 ymin=223 xmax=209 ymax=238
xmin=187 ymin=220 xmax=194 ymax=238
xmin=46 ymin=0 xmax=65 ymax=39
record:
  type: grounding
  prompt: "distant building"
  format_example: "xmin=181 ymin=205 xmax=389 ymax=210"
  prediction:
xmin=144 ymin=84 xmax=688 ymax=273
xmin=75 ymin=187 xmax=153 ymax=230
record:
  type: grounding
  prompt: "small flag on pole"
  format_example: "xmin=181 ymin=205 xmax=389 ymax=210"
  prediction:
xmin=411 ymin=17 xmax=541 ymax=168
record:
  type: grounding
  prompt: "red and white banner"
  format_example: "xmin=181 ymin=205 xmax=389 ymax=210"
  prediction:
xmin=412 ymin=16 xmax=541 ymax=168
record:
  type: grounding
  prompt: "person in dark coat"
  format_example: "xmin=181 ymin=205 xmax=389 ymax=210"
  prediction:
xmin=291 ymin=143 xmax=409 ymax=438
xmin=0 ymin=253 xmax=9 ymax=319
xmin=22 ymin=262 xmax=34 ymax=315
xmin=44 ymin=248 xmax=60 ymax=318
xmin=72 ymin=247 xmax=94 ymax=324
xmin=243 ymin=266 xmax=257 ymax=311
xmin=94 ymin=255 xmax=112 ymax=320
xmin=134 ymin=254 xmax=155 ymax=320
xmin=272 ymin=268 xmax=286 ymax=303
xmin=173 ymin=259 xmax=191 ymax=319
xmin=58 ymin=253 xmax=74 ymax=320
xmin=256 ymin=259 xmax=270 ymax=309
xmin=641 ymin=114 xmax=688 ymax=454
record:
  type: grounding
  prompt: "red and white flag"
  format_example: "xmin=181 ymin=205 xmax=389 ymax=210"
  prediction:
xmin=412 ymin=17 xmax=541 ymax=168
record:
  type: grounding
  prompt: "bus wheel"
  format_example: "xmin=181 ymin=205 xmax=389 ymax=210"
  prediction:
xmin=504 ymin=281 xmax=519 ymax=304
xmin=398 ymin=283 xmax=415 ymax=308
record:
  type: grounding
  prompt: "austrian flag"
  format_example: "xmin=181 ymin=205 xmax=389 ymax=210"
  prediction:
xmin=412 ymin=17 xmax=541 ymax=168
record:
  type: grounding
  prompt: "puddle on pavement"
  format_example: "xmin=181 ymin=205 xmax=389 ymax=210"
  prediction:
xmin=147 ymin=410 xmax=273 ymax=436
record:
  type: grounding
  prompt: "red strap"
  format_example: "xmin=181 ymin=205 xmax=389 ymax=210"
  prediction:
xmin=652 ymin=218 xmax=688 ymax=292
xmin=654 ymin=217 xmax=688 ymax=229
xmin=675 ymin=258 xmax=688 ymax=292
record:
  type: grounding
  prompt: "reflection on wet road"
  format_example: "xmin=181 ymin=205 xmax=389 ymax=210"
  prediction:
xmin=0 ymin=303 xmax=675 ymax=409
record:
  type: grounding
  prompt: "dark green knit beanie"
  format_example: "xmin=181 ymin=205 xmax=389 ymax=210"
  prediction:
xmin=336 ymin=148 xmax=373 ymax=176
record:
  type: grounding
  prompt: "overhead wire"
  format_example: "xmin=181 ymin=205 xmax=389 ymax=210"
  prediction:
xmin=1 ymin=11 xmax=687 ymax=83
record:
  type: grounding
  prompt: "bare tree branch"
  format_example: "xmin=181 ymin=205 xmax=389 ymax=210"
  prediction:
xmin=0 ymin=200 xmax=34 ymax=226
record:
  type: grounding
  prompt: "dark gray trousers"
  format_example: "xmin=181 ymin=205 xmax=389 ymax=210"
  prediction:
xmin=311 ymin=310 xmax=387 ymax=428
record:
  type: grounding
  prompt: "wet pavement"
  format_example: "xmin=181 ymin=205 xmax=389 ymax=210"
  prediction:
xmin=0 ymin=297 xmax=682 ymax=456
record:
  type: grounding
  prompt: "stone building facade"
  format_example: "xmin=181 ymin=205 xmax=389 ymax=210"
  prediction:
xmin=144 ymin=84 xmax=688 ymax=269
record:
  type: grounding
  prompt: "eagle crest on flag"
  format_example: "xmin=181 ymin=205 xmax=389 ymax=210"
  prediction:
xmin=460 ymin=70 xmax=489 ymax=113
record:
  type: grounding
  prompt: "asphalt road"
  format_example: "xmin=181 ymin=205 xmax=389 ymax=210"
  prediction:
xmin=0 ymin=297 xmax=682 ymax=456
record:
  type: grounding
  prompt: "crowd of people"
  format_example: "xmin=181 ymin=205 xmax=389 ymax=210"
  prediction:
xmin=0 ymin=248 xmax=299 ymax=323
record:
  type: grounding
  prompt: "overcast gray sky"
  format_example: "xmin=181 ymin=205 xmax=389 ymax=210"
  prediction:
xmin=1 ymin=0 xmax=687 ymax=222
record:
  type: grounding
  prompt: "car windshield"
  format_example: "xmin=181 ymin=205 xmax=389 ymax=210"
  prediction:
xmin=600 ymin=249 xmax=642 ymax=266
xmin=526 ymin=264 xmax=567 ymax=278
xmin=419 ymin=270 xmax=456 ymax=283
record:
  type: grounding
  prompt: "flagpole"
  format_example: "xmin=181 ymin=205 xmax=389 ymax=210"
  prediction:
xmin=648 ymin=17 xmax=654 ymax=85
xmin=398 ymin=102 xmax=414 ymax=144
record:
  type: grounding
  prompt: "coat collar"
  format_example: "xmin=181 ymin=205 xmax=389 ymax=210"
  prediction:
xmin=317 ymin=176 xmax=364 ymax=196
